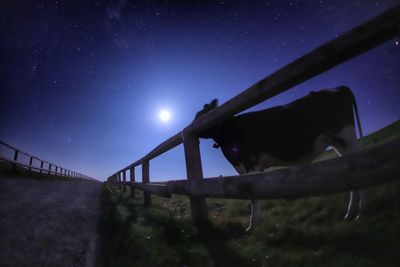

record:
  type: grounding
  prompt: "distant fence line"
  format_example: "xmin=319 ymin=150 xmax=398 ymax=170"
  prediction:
xmin=107 ymin=6 xmax=400 ymax=224
xmin=0 ymin=140 xmax=95 ymax=181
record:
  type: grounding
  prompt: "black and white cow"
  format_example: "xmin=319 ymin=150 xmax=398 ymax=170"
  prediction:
xmin=194 ymin=86 xmax=366 ymax=231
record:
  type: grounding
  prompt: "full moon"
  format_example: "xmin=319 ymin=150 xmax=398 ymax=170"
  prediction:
xmin=159 ymin=110 xmax=171 ymax=122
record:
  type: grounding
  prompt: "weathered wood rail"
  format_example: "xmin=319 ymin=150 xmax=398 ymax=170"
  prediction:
xmin=113 ymin=137 xmax=400 ymax=199
xmin=107 ymin=6 xmax=400 ymax=224
xmin=0 ymin=140 xmax=95 ymax=181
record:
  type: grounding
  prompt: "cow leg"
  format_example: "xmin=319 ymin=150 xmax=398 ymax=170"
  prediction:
xmin=332 ymin=146 xmax=358 ymax=219
xmin=331 ymin=125 xmax=366 ymax=219
xmin=344 ymin=191 xmax=360 ymax=219
xmin=356 ymin=190 xmax=367 ymax=219
xmin=333 ymin=145 xmax=366 ymax=219
xmin=246 ymin=199 xmax=261 ymax=232
xmin=345 ymin=189 xmax=368 ymax=219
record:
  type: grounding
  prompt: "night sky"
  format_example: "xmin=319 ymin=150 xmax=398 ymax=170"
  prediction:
xmin=1 ymin=0 xmax=399 ymax=181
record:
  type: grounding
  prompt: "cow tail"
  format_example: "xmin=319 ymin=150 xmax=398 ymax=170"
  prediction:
xmin=347 ymin=87 xmax=365 ymax=151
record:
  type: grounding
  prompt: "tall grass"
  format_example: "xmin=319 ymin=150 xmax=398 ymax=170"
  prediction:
xmin=100 ymin=180 xmax=400 ymax=267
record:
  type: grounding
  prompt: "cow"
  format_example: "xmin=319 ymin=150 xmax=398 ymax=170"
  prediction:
xmin=193 ymin=86 xmax=366 ymax=231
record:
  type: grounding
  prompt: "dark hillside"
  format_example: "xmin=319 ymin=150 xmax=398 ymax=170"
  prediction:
xmin=363 ymin=119 xmax=400 ymax=146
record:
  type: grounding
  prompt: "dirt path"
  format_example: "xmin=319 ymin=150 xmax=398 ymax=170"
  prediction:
xmin=0 ymin=172 xmax=103 ymax=267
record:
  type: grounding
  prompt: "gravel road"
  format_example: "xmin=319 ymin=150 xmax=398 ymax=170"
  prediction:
xmin=0 ymin=172 xmax=103 ymax=267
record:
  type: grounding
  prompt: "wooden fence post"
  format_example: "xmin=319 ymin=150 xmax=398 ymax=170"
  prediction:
xmin=182 ymin=131 xmax=208 ymax=225
xmin=123 ymin=170 xmax=127 ymax=192
xmin=12 ymin=150 xmax=18 ymax=170
xmin=29 ymin=157 xmax=33 ymax=173
xmin=142 ymin=160 xmax=151 ymax=206
xmin=130 ymin=167 xmax=135 ymax=198
xmin=48 ymin=164 xmax=52 ymax=175
xmin=40 ymin=161 xmax=44 ymax=174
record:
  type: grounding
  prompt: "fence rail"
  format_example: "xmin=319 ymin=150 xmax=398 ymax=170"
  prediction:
xmin=114 ymin=137 xmax=400 ymax=199
xmin=0 ymin=140 xmax=95 ymax=181
xmin=107 ymin=5 xmax=400 ymax=224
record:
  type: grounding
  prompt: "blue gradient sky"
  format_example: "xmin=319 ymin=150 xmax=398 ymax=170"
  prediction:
xmin=1 ymin=0 xmax=399 ymax=181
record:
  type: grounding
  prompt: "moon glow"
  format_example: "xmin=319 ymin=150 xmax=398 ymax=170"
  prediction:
xmin=159 ymin=110 xmax=171 ymax=122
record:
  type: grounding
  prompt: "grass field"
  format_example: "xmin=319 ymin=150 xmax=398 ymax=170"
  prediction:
xmin=100 ymin=120 xmax=400 ymax=267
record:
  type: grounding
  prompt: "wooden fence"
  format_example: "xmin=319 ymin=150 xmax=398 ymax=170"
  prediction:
xmin=107 ymin=6 xmax=400 ymax=224
xmin=0 ymin=140 xmax=95 ymax=181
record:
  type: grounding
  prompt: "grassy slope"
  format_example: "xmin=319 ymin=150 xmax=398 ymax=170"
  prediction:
xmin=315 ymin=119 xmax=400 ymax=162
xmin=100 ymin=120 xmax=400 ymax=267
xmin=363 ymin=119 xmax=400 ymax=146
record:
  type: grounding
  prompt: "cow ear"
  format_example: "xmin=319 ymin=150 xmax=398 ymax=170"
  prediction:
xmin=194 ymin=99 xmax=219 ymax=121
xmin=210 ymin=99 xmax=218 ymax=109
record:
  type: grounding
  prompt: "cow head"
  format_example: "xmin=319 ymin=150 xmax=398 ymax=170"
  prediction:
xmin=194 ymin=99 xmax=218 ymax=121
